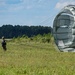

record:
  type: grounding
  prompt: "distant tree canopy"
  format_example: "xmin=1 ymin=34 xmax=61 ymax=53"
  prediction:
xmin=0 ymin=24 xmax=52 ymax=38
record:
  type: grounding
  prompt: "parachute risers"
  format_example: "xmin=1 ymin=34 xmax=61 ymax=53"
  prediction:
xmin=53 ymin=5 xmax=75 ymax=52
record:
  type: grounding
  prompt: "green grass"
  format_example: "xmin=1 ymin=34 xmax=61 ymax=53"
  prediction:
xmin=0 ymin=39 xmax=75 ymax=75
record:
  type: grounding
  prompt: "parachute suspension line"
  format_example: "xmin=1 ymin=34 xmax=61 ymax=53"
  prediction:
xmin=39 ymin=15 xmax=54 ymax=26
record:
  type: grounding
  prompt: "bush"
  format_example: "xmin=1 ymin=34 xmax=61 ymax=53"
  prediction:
xmin=11 ymin=33 xmax=53 ymax=43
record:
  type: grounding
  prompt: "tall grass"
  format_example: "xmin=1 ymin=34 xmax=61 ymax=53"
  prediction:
xmin=0 ymin=35 xmax=75 ymax=75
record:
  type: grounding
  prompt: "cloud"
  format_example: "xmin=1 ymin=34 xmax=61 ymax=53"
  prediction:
xmin=0 ymin=0 xmax=6 ymax=6
xmin=0 ymin=0 xmax=24 ymax=12
xmin=37 ymin=0 xmax=42 ymax=3
xmin=55 ymin=0 xmax=75 ymax=9
xmin=21 ymin=0 xmax=49 ymax=9
xmin=26 ymin=6 xmax=33 ymax=9
xmin=7 ymin=0 xmax=34 ymax=11
xmin=8 ymin=5 xmax=24 ymax=12
xmin=0 ymin=0 xmax=50 ymax=12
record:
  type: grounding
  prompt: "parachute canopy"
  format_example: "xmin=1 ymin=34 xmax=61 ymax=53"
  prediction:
xmin=53 ymin=5 xmax=75 ymax=52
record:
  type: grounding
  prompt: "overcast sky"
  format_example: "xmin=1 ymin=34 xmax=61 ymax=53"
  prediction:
xmin=0 ymin=0 xmax=75 ymax=27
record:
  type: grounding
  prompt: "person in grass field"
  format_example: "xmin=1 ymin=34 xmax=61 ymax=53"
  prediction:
xmin=1 ymin=36 xmax=7 ymax=51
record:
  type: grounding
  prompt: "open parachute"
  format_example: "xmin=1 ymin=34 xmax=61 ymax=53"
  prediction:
xmin=53 ymin=5 xmax=75 ymax=52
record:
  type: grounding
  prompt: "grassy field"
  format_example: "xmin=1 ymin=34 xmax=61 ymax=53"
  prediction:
xmin=0 ymin=38 xmax=75 ymax=75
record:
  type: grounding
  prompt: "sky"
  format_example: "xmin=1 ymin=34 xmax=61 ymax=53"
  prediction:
xmin=0 ymin=0 xmax=75 ymax=27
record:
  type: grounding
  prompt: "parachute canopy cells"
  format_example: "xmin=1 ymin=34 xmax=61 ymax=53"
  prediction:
xmin=53 ymin=5 xmax=75 ymax=52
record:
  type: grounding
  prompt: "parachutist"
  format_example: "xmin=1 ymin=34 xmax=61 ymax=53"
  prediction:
xmin=1 ymin=36 xmax=7 ymax=51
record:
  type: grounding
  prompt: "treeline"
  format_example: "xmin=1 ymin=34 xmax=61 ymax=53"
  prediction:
xmin=0 ymin=24 xmax=52 ymax=38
